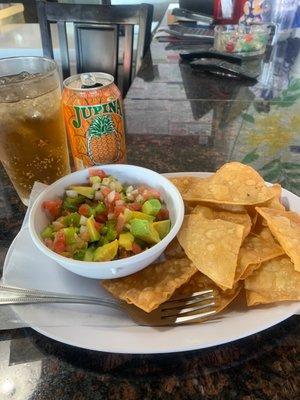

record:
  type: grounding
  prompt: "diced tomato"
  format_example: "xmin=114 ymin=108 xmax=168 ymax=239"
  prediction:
xmin=141 ymin=189 xmax=161 ymax=200
xmin=116 ymin=213 xmax=126 ymax=234
xmin=94 ymin=221 xmax=103 ymax=232
xmin=114 ymin=192 xmax=121 ymax=201
xmin=44 ymin=238 xmax=53 ymax=249
xmin=101 ymin=187 xmax=111 ymax=197
xmin=89 ymin=168 xmax=107 ymax=179
xmin=114 ymin=205 xmax=126 ymax=217
xmin=137 ymin=185 xmax=149 ymax=194
xmin=78 ymin=204 xmax=90 ymax=217
xmin=95 ymin=213 xmax=107 ymax=223
xmin=42 ymin=199 xmax=62 ymax=219
xmin=156 ymin=208 xmax=169 ymax=221
xmin=132 ymin=242 xmax=142 ymax=254
xmin=127 ymin=202 xmax=142 ymax=211
xmin=53 ymin=230 xmax=66 ymax=253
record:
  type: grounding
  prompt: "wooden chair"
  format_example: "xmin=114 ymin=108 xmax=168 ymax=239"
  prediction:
xmin=37 ymin=1 xmax=153 ymax=94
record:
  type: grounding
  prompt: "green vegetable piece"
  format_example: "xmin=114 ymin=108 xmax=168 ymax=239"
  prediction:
xmin=124 ymin=209 xmax=155 ymax=222
xmin=63 ymin=227 xmax=78 ymax=245
xmin=73 ymin=249 xmax=86 ymax=260
xmin=63 ymin=195 xmax=85 ymax=211
xmin=86 ymin=216 xmax=100 ymax=242
xmin=41 ymin=225 xmax=54 ymax=239
xmin=70 ymin=186 xmax=95 ymax=199
xmin=89 ymin=176 xmax=101 ymax=184
xmin=130 ymin=219 xmax=160 ymax=244
xmin=93 ymin=202 xmax=106 ymax=215
xmin=64 ymin=212 xmax=80 ymax=227
xmin=105 ymin=220 xmax=117 ymax=242
xmin=93 ymin=240 xmax=119 ymax=261
xmin=153 ymin=220 xmax=171 ymax=239
xmin=83 ymin=247 xmax=95 ymax=261
xmin=119 ymin=232 xmax=134 ymax=251
xmin=142 ymin=199 xmax=161 ymax=216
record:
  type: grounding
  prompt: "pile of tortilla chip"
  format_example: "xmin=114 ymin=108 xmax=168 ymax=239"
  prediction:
xmin=101 ymin=162 xmax=300 ymax=318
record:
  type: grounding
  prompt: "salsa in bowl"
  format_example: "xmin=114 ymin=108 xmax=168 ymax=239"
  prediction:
xmin=29 ymin=164 xmax=184 ymax=279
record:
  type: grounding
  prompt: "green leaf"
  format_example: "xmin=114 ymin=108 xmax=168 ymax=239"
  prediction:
xmin=241 ymin=150 xmax=260 ymax=164
xmin=288 ymin=79 xmax=300 ymax=92
xmin=281 ymin=162 xmax=300 ymax=170
xmin=262 ymin=167 xmax=281 ymax=182
xmin=260 ymin=158 xmax=281 ymax=171
xmin=242 ymin=113 xmax=255 ymax=123
xmin=286 ymin=172 xmax=300 ymax=179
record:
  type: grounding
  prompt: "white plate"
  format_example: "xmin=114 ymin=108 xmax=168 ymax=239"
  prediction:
xmin=2 ymin=172 xmax=300 ymax=354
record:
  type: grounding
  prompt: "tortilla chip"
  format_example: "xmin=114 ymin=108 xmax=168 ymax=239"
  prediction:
xmin=101 ymin=258 xmax=197 ymax=313
xmin=177 ymin=272 xmax=242 ymax=313
xmin=264 ymin=184 xmax=285 ymax=211
xmin=177 ymin=214 xmax=244 ymax=289
xmin=192 ymin=205 xmax=252 ymax=240
xmin=245 ymin=255 xmax=300 ymax=305
xmin=169 ymin=176 xmax=204 ymax=196
xmin=182 ymin=162 xmax=274 ymax=205
xmin=256 ymin=207 xmax=300 ymax=271
xmin=234 ymin=230 xmax=284 ymax=282
xmin=164 ymin=238 xmax=186 ymax=259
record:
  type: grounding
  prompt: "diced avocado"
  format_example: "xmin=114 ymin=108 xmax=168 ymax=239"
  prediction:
xmin=130 ymin=219 xmax=160 ymax=244
xmin=142 ymin=199 xmax=161 ymax=216
xmin=63 ymin=195 xmax=85 ymax=211
xmin=73 ymin=249 xmax=86 ymax=260
xmin=93 ymin=240 xmax=118 ymax=261
xmin=64 ymin=212 xmax=80 ymax=227
xmin=104 ymin=220 xmax=117 ymax=242
xmin=83 ymin=247 xmax=95 ymax=261
xmin=86 ymin=216 xmax=100 ymax=242
xmin=70 ymin=186 xmax=95 ymax=199
xmin=89 ymin=176 xmax=101 ymax=184
xmin=153 ymin=220 xmax=171 ymax=239
xmin=63 ymin=227 xmax=78 ymax=245
xmin=41 ymin=225 xmax=54 ymax=239
xmin=93 ymin=202 xmax=106 ymax=215
xmin=119 ymin=232 xmax=134 ymax=251
xmin=124 ymin=208 xmax=154 ymax=222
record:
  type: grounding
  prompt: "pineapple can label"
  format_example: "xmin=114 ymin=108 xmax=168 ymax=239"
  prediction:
xmin=62 ymin=73 xmax=126 ymax=170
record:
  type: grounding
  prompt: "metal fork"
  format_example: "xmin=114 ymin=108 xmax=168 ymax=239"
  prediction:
xmin=0 ymin=284 xmax=216 ymax=326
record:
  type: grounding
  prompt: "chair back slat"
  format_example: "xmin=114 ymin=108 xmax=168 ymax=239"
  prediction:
xmin=37 ymin=1 xmax=153 ymax=94
xmin=57 ymin=21 xmax=70 ymax=80
xmin=123 ymin=25 xmax=134 ymax=95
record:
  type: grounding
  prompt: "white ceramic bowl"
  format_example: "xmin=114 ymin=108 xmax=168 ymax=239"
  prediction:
xmin=29 ymin=164 xmax=184 ymax=279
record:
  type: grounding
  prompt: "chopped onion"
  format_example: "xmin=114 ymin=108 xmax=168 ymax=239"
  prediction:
xmin=107 ymin=212 xmax=115 ymax=220
xmin=53 ymin=221 xmax=64 ymax=231
xmin=126 ymin=193 xmax=133 ymax=201
xmin=92 ymin=183 xmax=101 ymax=190
xmin=114 ymin=182 xmax=123 ymax=192
xmin=126 ymin=185 xmax=134 ymax=193
xmin=109 ymin=181 xmax=116 ymax=190
xmin=66 ymin=190 xmax=78 ymax=198
xmin=94 ymin=191 xmax=103 ymax=200
xmin=107 ymin=190 xmax=116 ymax=203
xmin=80 ymin=215 xmax=88 ymax=225
xmin=115 ymin=200 xmax=124 ymax=206
xmin=136 ymin=194 xmax=144 ymax=203
xmin=80 ymin=225 xmax=87 ymax=234
xmin=102 ymin=177 xmax=110 ymax=186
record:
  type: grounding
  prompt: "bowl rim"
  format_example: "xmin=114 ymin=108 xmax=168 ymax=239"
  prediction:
xmin=28 ymin=164 xmax=184 ymax=268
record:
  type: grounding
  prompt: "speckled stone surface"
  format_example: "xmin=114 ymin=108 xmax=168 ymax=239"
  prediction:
xmin=1 ymin=8 xmax=300 ymax=400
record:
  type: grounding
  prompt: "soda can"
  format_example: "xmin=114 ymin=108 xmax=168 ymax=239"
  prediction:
xmin=62 ymin=72 xmax=126 ymax=170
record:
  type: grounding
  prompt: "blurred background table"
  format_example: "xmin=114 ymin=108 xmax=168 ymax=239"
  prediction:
xmin=0 ymin=2 xmax=299 ymax=399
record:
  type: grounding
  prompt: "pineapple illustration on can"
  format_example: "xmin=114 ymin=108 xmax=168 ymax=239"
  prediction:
xmin=62 ymin=73 xmax=126 ymax=170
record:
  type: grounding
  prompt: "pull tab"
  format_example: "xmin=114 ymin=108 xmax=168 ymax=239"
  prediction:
xmin=80 ymin=73 xmax=103 ymax=89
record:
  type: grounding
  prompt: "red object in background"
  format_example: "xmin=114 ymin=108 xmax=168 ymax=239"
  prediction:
xmin=214 ymin=0 xmax=247 ymax=24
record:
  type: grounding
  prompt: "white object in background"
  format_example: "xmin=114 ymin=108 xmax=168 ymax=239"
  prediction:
xmin=221 ymin=0 xmax=233 ymax=18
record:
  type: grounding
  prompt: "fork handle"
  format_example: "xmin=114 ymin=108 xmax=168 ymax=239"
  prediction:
xmin=0 ymin=295 xmax=121 ymax=309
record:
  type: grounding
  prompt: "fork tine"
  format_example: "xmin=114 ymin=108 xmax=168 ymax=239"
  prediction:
xmin=161 ymin=301 xmax=215 ymax=318
xmin=172 ymin=309 xmax=217 ymax=324
xmin=164 ymin=289 xmax=214 ymax=305
xmin=161 ymin=292 xmax=214 ymax=312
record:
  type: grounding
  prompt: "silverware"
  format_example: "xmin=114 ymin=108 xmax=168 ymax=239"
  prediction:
xmin=0 ymin=284 xmax=216 ymax=326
